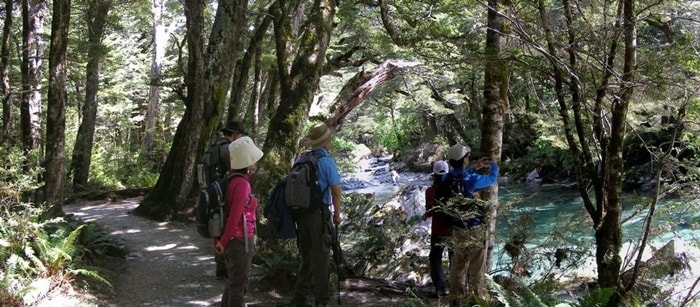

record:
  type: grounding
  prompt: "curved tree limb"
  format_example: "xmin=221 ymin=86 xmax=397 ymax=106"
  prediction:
xmin=325 ymin=59 xmax=419 ymax=130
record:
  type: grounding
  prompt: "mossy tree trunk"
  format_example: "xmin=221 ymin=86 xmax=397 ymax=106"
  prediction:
xmin=259 ymin=0 xmax=337 ymax=190
xmin=481 ymin=0 xmax=507 ymax=276
xmin=44 ymin=0 xmax=70 ymax=214
xmin=71 ymin=0 xmax=112 ymax=192
xmin=136 ymin=0 xmax=250 ymax=220
xmin=20 ymin=0 xmax=46 ymax=163
xmin=228 ymin=14 xmax=272 ymax=124
xmin=602 ymin=0 xmax=635 ymax=303
xmin=135 ymin=0 xmax=207 ymax=220
xmin=143 ymin=0 xmax=166 ymax=150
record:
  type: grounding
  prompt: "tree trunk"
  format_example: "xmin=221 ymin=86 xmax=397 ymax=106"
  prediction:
xmin=197 ymin=0 xmax=248 ymax=152
xmin=533 ymin=0 xmax=630 ymax=300
xmin=246 ymin=44 xmax=264 ymax=134
xmin=136 ymin=0 xmax=248 ymax=220
xmin=260 ymin=0 xmax=337 ymax=187
xmin=20 ymin=0 xmax=46 ymax=159
xmin=71 ymin=0 xmax=112 ymax=192
xmin=228 ymin=14 xmax=271 ymax=123
xmin=44 ymin=0 xmax=71 ymax=214
xmin=1 ymin=0 xmax=13 ymax=144
xmin=136 ymin=0 xmax=206 ymax=220
xmin=602 ymin=0 xmax=635 ymax=303
xmin=143 ymin=0 xmax=166 ymax=150
xmin=482 ymin=0 xmax=507 ymax=275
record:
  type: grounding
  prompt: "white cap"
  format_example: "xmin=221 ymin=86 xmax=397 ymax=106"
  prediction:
xmin=448 ymin=144 xmax=471 ymax=161
xmin=432 ymin=160 xmax=449 ymax=175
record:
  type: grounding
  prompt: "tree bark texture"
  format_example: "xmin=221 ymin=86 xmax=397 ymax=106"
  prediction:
xmin=228 ymin=14 xmax=271 ymax=123
xmin=20 ymin=0 xmax=46 ymax=156
xmin=143 ymin=0 xmax=166 ymax=150
xmin=1 ymin=0 xmax=13 ymax=144
xmin=533 ymin=0 xmax=630 ymax=296
xmin=600 ymin=0 xmax=635 ymax=299
xmin=136 ymin=0 xmax=207 ymax=220
xmin=261 ymin=0 xmax=336 ymax=186
xmin=44 ymin=0 xmax=71 ymax=212
xmin=326 ymin=59 xmax=418 ymax=130
xmin=482 ymin=0 xmax=507 ymax=273
xmin=198 ymin=0 xmax=248 ymax=154
xmin=71 ymin=0 xmax=112 ymax=192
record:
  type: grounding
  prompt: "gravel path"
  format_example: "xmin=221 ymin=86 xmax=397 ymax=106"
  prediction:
xmin=64 ymin=198 xmax=428 ymax=307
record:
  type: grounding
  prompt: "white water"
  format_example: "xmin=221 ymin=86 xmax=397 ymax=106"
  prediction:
xmin=342 ymin=165 xmax=700 ymax=304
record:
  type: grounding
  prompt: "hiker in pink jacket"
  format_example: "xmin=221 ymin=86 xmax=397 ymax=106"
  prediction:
xmin=214 ymin=136 xmax=263 ymax=307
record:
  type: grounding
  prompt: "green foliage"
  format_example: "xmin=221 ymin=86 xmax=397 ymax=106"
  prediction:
xmin=374 ymin=115 xmax=416 ymax=154
xmin=332 ymin=135 xmax=359 ymax=173
xmin=87 ymin=147 xmax=161 ymax=189
xmin=253 ymin=240 xmax=298 ymax=292
xmin=0 ymin=151 xmax=113 ymax=304
xmin=0 ymin=145 xmax=44 ymax=201
xmin=486 ymin=274 xmax=549 ymax=307
xmin=0 ymin=203 xmax=111 ymax=304
xmin=577 ymin=287 xmax=615 ymax=307
xmin=340 ymin=193 xmax=426 ymax=281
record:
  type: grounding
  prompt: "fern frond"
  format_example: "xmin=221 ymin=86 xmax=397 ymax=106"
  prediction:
xmin=66 ymin=267 xmax=112 ymax=287
xmin=60 ymin=225 xmax=85 ymax=259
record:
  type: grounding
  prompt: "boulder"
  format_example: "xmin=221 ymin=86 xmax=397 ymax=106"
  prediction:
xmin=620 ymin=237 xmax=697 ymax=304
xmin=352 ymin=144 xmax=372 ymax=162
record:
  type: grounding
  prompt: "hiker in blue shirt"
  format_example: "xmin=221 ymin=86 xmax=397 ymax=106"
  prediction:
xmin=288 ymin=122 xmax=342 ymax=307
xmin=443 ymin=144 xmax=499 ymax=307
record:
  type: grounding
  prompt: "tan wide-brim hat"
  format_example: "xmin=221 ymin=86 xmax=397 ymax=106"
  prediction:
xmin=305 ymin=122 xmax=335 ymax=149
xmin=229 ymin=136 xmax=263 ymax=170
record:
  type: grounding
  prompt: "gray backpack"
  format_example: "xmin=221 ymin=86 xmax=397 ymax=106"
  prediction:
xmin=284 ymin=151 xmax=326 ymax=212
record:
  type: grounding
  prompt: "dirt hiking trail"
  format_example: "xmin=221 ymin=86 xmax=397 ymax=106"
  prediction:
xmin=65 ymin=197 xmax=434 ymax=307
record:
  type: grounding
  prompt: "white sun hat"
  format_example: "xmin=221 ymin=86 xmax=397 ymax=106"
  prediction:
xmin=229 ymin=136 xmax=263 ymax=170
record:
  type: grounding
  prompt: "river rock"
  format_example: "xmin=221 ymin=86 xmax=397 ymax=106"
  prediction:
xmin=620 ymin=236 xmax=698 ymax=303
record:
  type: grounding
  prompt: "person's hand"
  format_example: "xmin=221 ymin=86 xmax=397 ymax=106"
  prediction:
xmin=214 ymin=238 xmax=224 ymax=254
xmin=477 ymin=157 xmax=492 ymax=169
xmin=333 ymin=211 xmax=341 ymax=225
xmin=422 ymin=213 xmax=428 ymax=221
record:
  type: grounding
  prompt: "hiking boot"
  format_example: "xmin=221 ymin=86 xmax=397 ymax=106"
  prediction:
xmin=438 ymin=289 xmax=449 ymax=297
xmin=450 ymin=299 xmax=463 ymax=307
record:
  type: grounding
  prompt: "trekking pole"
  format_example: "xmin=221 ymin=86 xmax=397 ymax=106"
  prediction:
xmin=334 ymin=222 xmax=342 ymax=305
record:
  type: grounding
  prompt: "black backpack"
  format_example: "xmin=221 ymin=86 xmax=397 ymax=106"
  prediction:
xmin=434 ymin=173 xmax=486 ymax=228
xmin=284 ymin=151 xmax=327 ymax=212
xmin=196 ymin=173 xmax=244 ymax=238
xmin=196 ymin=139 xmax=229 ymax=188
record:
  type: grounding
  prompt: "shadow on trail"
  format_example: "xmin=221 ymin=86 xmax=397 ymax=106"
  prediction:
xmin=66 ymin=198 xmax=433 ymax=306
xmin=66 ymin=198 xmax=234 ymax=306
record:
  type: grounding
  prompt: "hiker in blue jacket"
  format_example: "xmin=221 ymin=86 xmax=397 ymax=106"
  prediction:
xmin=443 ymin=144 xmax=499 ymax=307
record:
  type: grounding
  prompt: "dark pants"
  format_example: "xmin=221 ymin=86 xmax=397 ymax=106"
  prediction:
xmin=221 ymin=237 xmax=255 ymax=307
xmin=215 ymin=252 xmax=226 ymax=274
xmin=429 ymin=235 xmax=452 ymax=293
xmin=293 ymin=206 xmax=332 ymax=305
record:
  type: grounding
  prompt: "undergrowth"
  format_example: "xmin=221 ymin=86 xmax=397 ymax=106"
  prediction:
xmin=0 ymin=144 xmax=122 ymax=305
